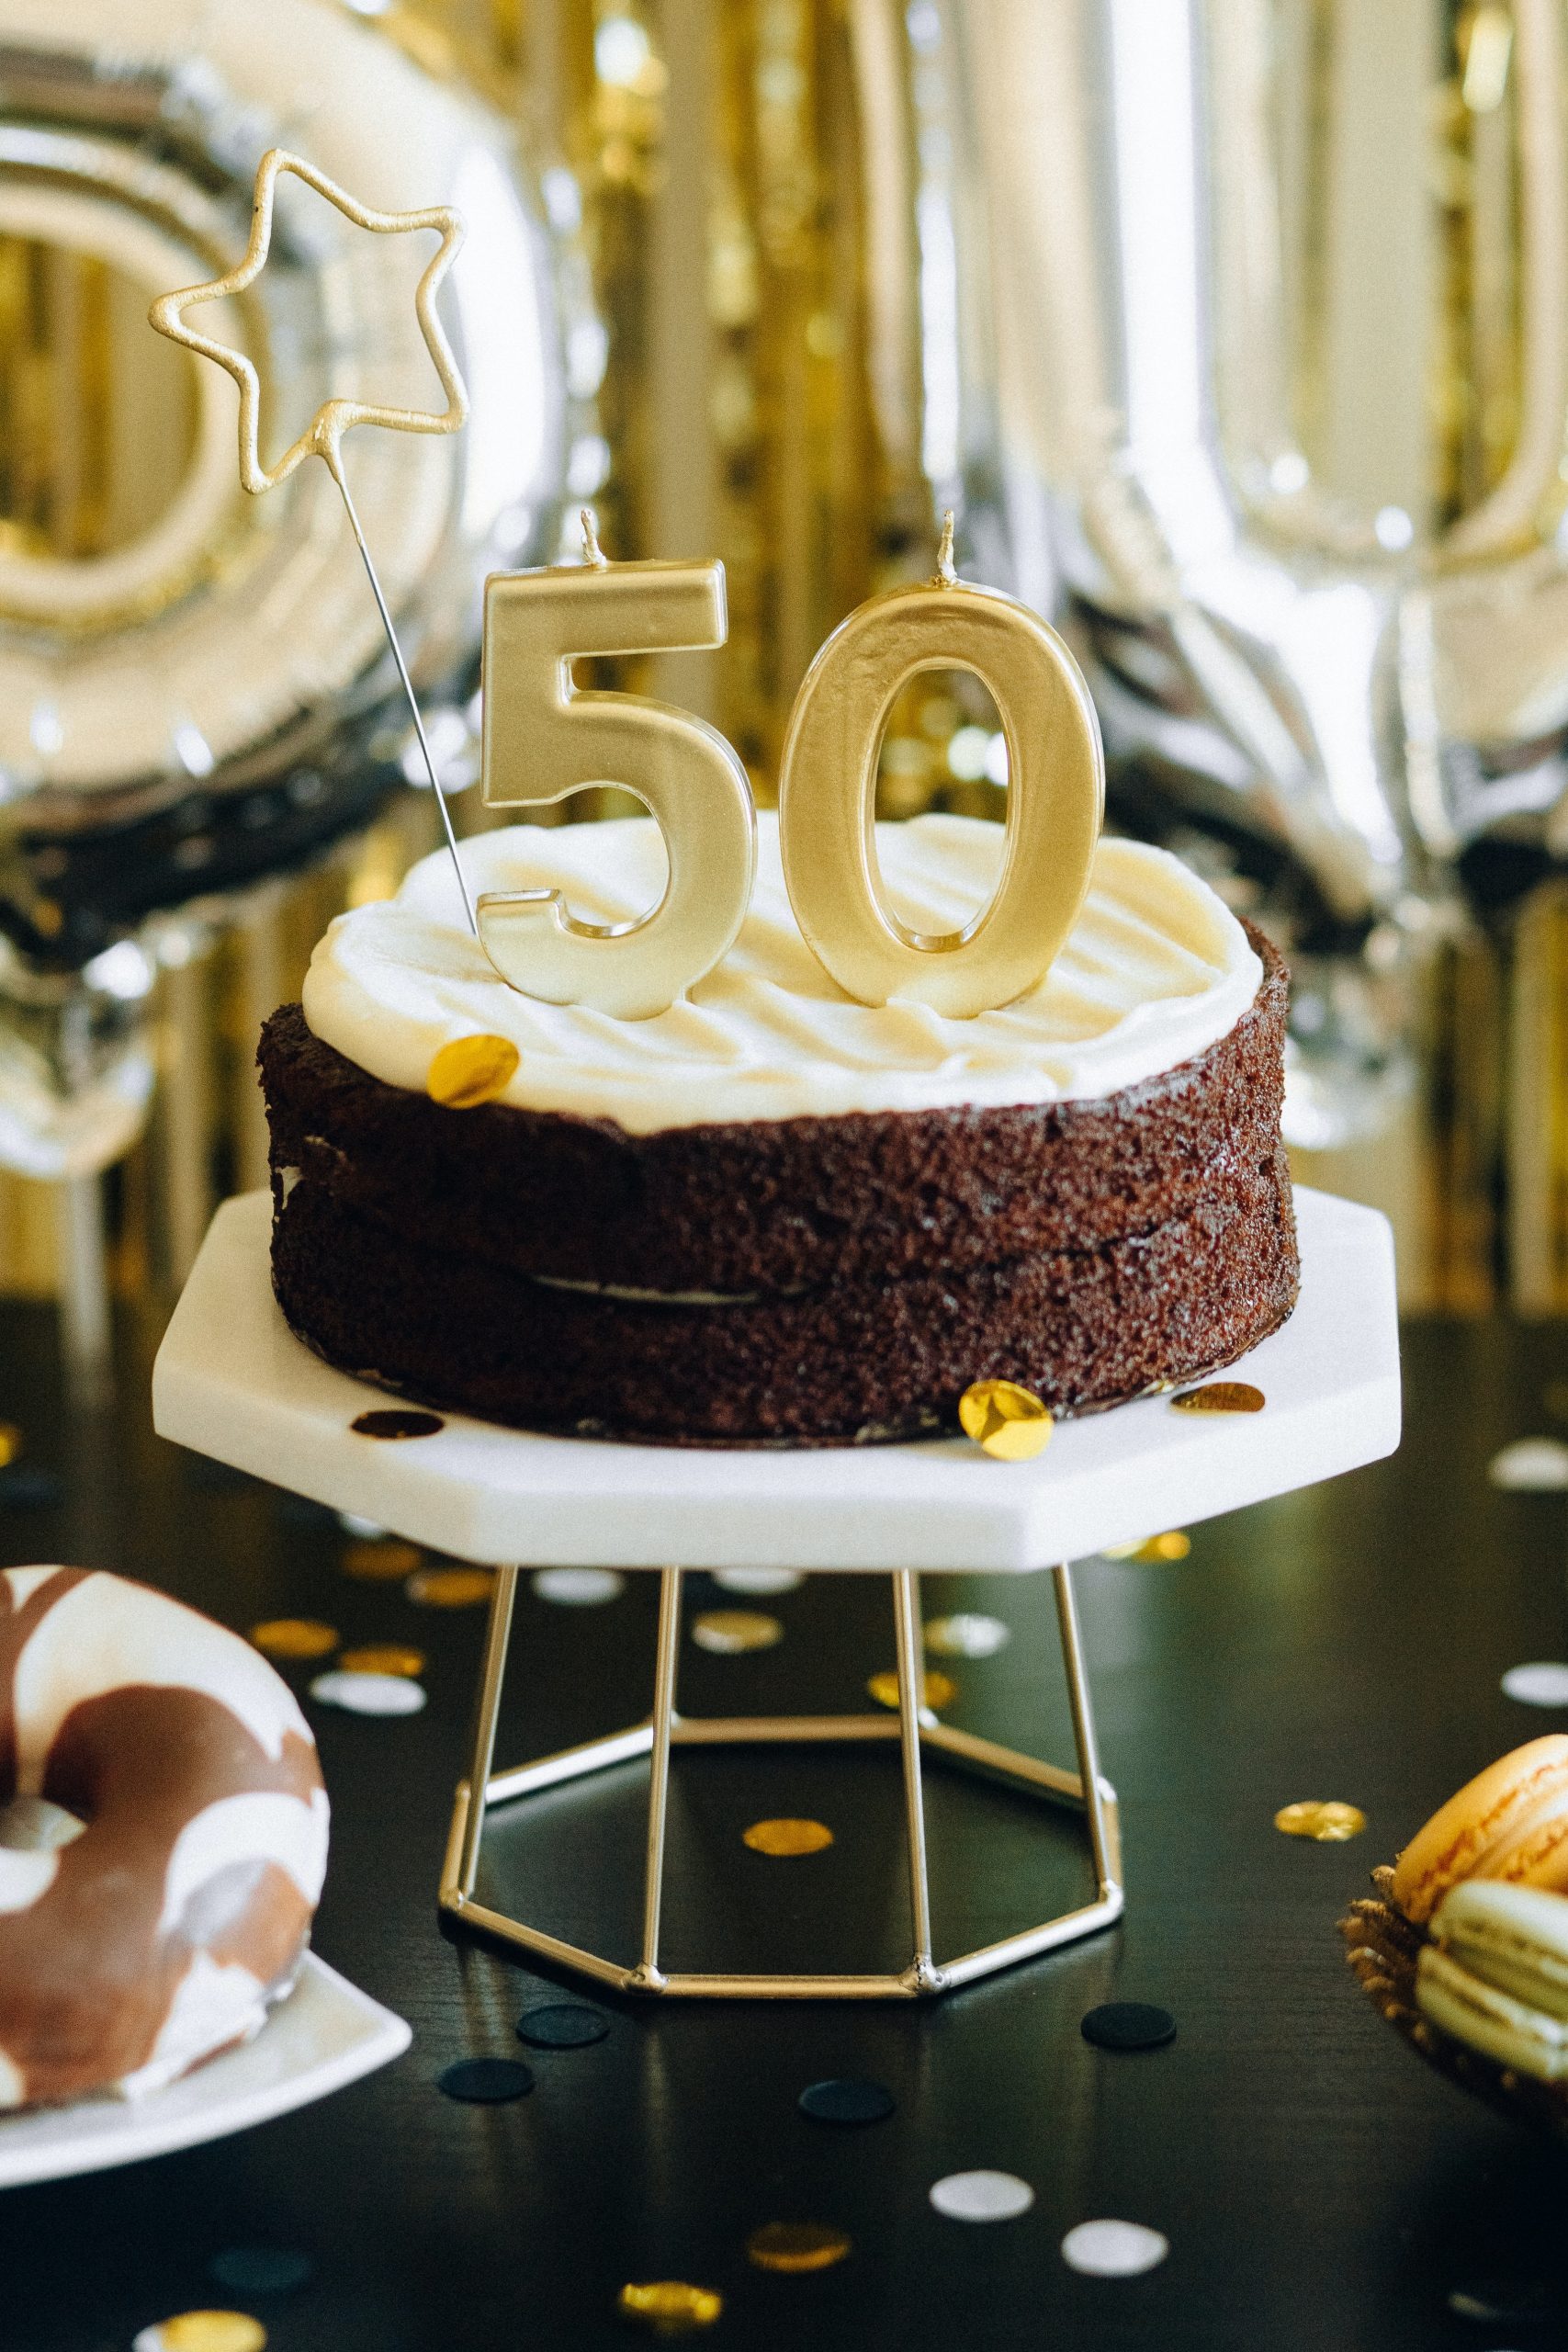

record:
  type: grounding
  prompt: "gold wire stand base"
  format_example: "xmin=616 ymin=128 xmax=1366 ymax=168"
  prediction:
xmin=438 ymin=1564 xmax=1123 ymax=1999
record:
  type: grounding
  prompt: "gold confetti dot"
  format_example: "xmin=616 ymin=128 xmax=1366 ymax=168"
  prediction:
xmin=0 ymin=1423 xmax=19 ymax=1470
xmin=342 ymin=1538 xmax=423 ymax=1582
xmin=427 ymin=1034 xmax=521 ymax=1109
xmin=743 ymin=1817 xmax=834 ymax=1858
xmin=1102 ymin=1531 xmax=1191 ymax=1563
xmin=249 ymin=1619 xmax=339 ymax=1661
xmin=958 ymin=1379 xmax=1053 ymax=1461
xmin=866 ymin=1669 xmax=957 ymax=1712
xmin=1170 ymin=1382 xmax=1265 ymax=1415
xmin=406 ymin=1566 xmax=495 ymax=1610
xmin=339 ymin=1644 xmax=425 ymax=1678
xmin=617 ymin=2281 xmax=724 ymax=2334
xmin=745 ymin=2222 xmax=852 ymax=2274
xmin=154 ymin=2316 xmax=267 ymax=2352
xmin=1274 ymin=1800 xmax=1366 ymax=1842
xmin=692 ymin=1610 xmax=783 ymax=1655
xmin=351 ymin=1408 xmax=445 ymax=1441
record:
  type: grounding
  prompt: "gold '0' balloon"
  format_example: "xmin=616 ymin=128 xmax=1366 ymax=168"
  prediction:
xmin=778 ymin=516 xmax=1104 ymax=1014
xmin=479 ymin=511 xmax=755 ymax=1019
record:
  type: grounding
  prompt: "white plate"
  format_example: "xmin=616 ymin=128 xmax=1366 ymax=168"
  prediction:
xmin=152 ymin=1185 xmax=1400 ymax=1574
xmin=0 ymin=1953 xmax=409 ymax=2189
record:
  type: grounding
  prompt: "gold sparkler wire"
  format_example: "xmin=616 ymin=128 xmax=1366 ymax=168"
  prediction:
xmin=149 ymin=146 xmax=477 ymax=933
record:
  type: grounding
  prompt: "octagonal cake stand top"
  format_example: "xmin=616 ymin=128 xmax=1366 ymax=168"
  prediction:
xmin=152 ymin=1185 xmax=1398 ymax=1574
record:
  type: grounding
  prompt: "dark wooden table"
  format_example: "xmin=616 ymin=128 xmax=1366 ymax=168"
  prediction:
xmin=2 ymin=1304 xmax=1566 ymax=2351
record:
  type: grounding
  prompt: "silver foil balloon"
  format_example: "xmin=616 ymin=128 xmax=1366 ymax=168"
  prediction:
xmin=924 ymin=0 xmax=1568 ymax=1139
xmin=0 ymin=0 xmax=592 ymax=1186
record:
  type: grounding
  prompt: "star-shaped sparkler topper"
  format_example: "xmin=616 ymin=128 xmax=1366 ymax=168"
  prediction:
xmin=148 ymin=145 xmax=468 ymax=493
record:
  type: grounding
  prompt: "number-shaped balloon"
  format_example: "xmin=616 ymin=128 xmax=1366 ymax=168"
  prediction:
xmin=777 ymin=576 xmax=1103 ymax=1014
xmin=478 ymin=544 xmax=755 ymax=1020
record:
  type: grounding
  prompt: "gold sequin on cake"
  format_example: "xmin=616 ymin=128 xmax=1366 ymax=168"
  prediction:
xmin=958 ymin=1379 xmax=1053 ymax=1460
xmin=426 ymin=1034 xmax=520 ymax=1108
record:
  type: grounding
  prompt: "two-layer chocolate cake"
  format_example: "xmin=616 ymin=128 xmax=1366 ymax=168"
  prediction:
xmin=259 ymin=810 xmax=1298 ymax=1444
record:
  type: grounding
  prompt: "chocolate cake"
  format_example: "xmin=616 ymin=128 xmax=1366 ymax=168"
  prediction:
xmin=259 ymin=811 xmax=1299 ymax=1445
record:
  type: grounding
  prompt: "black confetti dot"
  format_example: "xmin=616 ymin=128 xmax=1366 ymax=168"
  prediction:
xmin=1080 ymin=2002 xmax=1177 ymax=2052
xmin=517 ymin=2003 xmax=610 ymax=2049
xmin=438 ymin=2057 xmax=534 ymax=2103
xmin=798 ymin=2077 xmax=896 ymax=2125
xmin=0 ymin=1466 xmax=63 ymax=1509
xmin=209 ymin=2247 xmax=316 ymax=2296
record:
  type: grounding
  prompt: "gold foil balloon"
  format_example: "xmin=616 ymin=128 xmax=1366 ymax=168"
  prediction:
xmin=778 ymin=522 xmax=1102 ymax=1014
xmin=479 ymin=512 xmax=755 ymax=1018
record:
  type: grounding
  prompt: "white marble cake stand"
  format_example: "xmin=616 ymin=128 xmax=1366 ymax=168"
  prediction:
xmin=152 ymin=1185 xmax=1399 ymax=2002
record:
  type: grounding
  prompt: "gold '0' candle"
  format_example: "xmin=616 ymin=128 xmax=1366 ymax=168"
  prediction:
xmin=479 ymin=511 xmax=756 ymax=1019
xmin=778 ymin=521 xmax=1104 ymax=1014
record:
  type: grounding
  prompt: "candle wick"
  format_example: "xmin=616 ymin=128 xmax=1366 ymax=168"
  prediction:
xmin=935 ymin=509 xmax=957 ymax=587
xmin=581 ymin=507 xmax=610 ymax=568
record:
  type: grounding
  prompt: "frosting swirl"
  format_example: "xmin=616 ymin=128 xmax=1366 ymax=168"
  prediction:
xmin=302 ymin=811 xmax=1261 ymax=1135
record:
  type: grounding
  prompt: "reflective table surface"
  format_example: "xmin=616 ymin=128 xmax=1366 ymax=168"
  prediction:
xmin=1 ymin=1306 xmax=1563 ymax=2351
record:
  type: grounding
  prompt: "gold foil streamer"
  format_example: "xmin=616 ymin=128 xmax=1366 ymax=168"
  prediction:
xmin=1170 ymin=1382 xmax=1266 ymax=1415
xmin=339 ymin=1644 xmax=425 ymax=1678
xmin=617 ymin=2282 xmax=724 ymax=2335
xmin=351 ymin=1409 xmax=445 ymax=1441
xmin=691 ymin=1610 xmax=783 ymax=1655
xmin=406 ymin=1566 xmax=495 ymax=1609
xmin=426 ymin=1035 xmax=521 ymax=1109
xmin=249 ymin=1619 xmax=339 ymax=1661
xmin=342 ymin=1539 xmax=423 ymax=1582
xmin=958 ymin=1379 xmax=1053 ymax=1461
xmin=0 ymin=1423 xmax=19 ymax=1469
xmin=1274 ymin=1801 xmax=1367 ymax=1842
xmin=152 ymin=2316 xmax=267 ymax=2352
xmin=743 ymin=1817 xmax=834 ymax=1857
xmin=745 ymin=2222 xmax=852 ymax=2274
xmin=866 ymin=1669 xmax=957 ymax=1712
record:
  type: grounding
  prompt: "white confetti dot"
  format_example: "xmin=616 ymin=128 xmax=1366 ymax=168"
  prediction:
xmin=712 ymin=1567 xmax=804 ymax=1597
xmin=1489 ymin=1440 xmax=1568 ymax=1492
xmin=1502 ymin=1662 xmax=1568 ymax=1708
xmin=924 ymin=1612 xmax=1010 ymax=1659
xmin=310 ymin=1670 xmax=426 ymax=1717
xmin=929 ymin=2169 xmax=1034 ymax=2222
xmin=531 ymin=1567 xmax=626 ymax=1607
xmin=1061 ymin=2219 xmax=1169 ymax=2277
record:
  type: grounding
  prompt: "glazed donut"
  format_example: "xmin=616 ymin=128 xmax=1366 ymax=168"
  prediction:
xmin=0 ymin=1566 xmax=329 ymax=2109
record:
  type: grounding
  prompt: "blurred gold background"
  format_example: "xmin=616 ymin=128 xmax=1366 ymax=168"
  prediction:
xmin=0 ymin=0 xmax=1563 ymax=1317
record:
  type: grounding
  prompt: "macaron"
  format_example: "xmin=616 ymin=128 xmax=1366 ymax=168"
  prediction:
xmin=1416 ymin=1943 xmax=1568 ymax=2083
xmin=1392 ymin=1736 xmax=1568 ymax=1923
xmin=1430 ymin=1880 xmax=1568 ymax=2021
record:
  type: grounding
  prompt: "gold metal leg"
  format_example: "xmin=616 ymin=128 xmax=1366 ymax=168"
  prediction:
xmin=633 ymin=1566 xmax=682 ymax=1992
xmin=454 ymin=1563 xmax=518 ymax=1900
xmin=892 ymin=1567 xmax=941 ymax=1992
xmin=439 ymin=1557 xmax=1124 ymax=1998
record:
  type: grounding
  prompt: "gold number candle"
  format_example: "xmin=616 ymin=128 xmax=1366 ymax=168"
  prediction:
xmin=777 ymin=518 xmax=1103 ymax=1015
xmin=479 ymin=513 xmax=755 ymax=1020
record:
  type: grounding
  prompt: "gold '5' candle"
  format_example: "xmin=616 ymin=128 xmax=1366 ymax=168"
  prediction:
xmin=479 ymin=513 xmax=755 ymax=1020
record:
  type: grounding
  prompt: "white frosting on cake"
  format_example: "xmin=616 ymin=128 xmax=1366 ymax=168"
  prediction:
xmin=302 ymin=811 xmax=1262 ymax=1135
